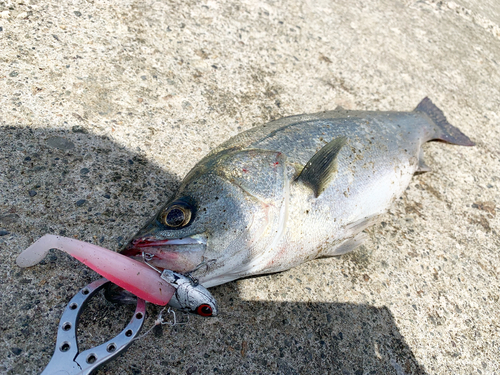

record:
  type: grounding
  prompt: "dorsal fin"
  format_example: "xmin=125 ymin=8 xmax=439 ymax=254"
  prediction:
xmin=297 ymin=137 xmax=347 ymax=197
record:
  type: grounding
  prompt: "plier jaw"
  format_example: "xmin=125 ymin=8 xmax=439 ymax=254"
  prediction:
xmin=41 ymin=278 xmax=146 ymax=375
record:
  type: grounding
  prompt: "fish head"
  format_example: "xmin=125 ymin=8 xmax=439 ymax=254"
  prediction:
xmin=123 ymin=149 xmax=290 ymax=287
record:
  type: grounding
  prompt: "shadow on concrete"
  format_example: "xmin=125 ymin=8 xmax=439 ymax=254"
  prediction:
xmin=0 ymin=124 xmax=181 ymax=248
xmin=0 ymin=125 xmax=427 ymax=374
xmin=133 ymin=282 xmax=430 ymax=375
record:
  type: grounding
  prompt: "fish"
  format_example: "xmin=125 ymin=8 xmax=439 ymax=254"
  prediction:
xmin=121 ymin=97 xmax=474 ymax=289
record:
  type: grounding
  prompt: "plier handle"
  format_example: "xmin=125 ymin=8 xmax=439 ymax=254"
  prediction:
xmin=41 ymin=278 xmax=146 ymax=375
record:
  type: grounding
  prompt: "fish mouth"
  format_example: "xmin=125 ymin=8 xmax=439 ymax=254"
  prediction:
xmin=122 ymin=235 xmax=207 ymax=274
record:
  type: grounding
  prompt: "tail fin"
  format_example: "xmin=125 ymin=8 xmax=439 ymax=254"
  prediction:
xmin=414 ymin=97 xmax=475 ymax=146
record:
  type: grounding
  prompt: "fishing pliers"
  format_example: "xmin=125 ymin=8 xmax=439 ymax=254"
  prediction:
xmin=40 ymin=278 xmax=146 ymax=375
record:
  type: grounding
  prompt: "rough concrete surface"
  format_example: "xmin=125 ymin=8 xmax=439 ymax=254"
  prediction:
xmin=0 ymin=0 xmax=499 ymax=374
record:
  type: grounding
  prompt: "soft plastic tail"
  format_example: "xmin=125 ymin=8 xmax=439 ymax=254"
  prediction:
xmin=16 ymin=235 xmax=175 ymax=305
xmin=414 ymin=97 xmax=475 ymax=146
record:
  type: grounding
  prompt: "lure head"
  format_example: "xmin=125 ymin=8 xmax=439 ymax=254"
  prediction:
xmin=161 ymin=270 xmax=218 ymax=317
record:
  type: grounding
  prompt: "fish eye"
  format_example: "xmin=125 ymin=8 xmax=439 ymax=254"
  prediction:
xmin=161 ymin=203 xmax=192 ymax=228
xmin=196 ymin=304 xmax=213 ymax=317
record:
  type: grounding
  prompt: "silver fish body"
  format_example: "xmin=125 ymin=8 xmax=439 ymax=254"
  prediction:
xmin=123 ymin=98 xmax=473 ymax=288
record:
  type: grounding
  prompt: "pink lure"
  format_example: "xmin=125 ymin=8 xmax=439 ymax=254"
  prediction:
xmin=16 ymin=235 xmax=175 ymax=305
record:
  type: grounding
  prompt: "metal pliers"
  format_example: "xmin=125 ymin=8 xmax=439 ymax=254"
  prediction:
xmin=41 ymin=278 xmax=146 ymax=375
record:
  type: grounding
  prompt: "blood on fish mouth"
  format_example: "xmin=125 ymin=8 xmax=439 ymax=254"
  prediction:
xmin=130 ymin=238 xmax=173 ymax=248
xmin=122 ymin=236 xmax=207 ymax=274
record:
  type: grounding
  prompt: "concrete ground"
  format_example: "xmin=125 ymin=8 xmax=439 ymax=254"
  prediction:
xmin=1 ymin=0 xmax=499 ymax=374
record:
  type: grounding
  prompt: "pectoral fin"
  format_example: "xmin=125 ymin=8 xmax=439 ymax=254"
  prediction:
xmin=297 ymin=137 xmax=347 ymax=197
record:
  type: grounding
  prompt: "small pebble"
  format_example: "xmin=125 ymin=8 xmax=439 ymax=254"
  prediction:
xmin=72 ymin=125 xmax=87 ymax=133
xmin=9 ymin=71 xmax=18 ymax=77
xmin=130 ymin=364 xmax=142 ymax=375
xmin=80 ymin=168 xmax=90 ymax=175
xmin=11 ymin=347 xmax=22 ymax=356
xmin=0 ymin=214 xmax=19 ymax=224
xmin=47 ymin=136 xmax=75 ymax=150
xmin=76 ymin=199 xmax=86 ymax=207
xmin=28 ymin=190 xmax=37 ymax=197
xmin=0 ymin=230 xmax=10 ymax=236
xmin=74 ymin=11 xmax=82 ymax=17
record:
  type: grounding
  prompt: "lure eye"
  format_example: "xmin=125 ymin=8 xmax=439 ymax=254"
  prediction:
xmin=196 ymin=304 xmax=213 ymax=317
xmin=161 ymin=203 xmax=192 ymax=228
